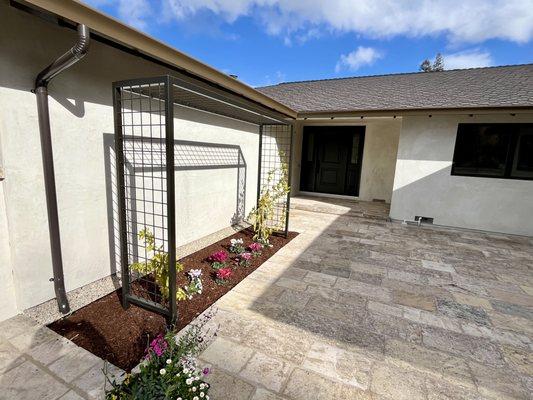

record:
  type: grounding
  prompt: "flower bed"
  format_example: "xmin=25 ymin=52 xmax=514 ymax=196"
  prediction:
xmin=48 ymin=228 xmax=296 ymax=371
xmin=105 ymin=311 xmax=216 ymax=400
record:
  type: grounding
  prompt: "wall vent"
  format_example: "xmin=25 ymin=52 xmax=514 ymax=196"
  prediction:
xmin=372 ymin=198 xmax=386 ymax=203
xmin=415 ymin=216 xmax=434 ymax=224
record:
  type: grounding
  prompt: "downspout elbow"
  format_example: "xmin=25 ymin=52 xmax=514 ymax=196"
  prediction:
xmin=35 ymin=24 xmax=90 ymax=89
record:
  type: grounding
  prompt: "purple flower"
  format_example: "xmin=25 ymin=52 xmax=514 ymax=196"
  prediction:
xmin=202 ymin=367 xmax=210 ymax=375
xmin=148 ymin=334 xmax=168 ymax=357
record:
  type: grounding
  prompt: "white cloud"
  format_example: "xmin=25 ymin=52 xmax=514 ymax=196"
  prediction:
xmin=84 ymin=0 xmax=152 ymax=30
xmin=82 ymin=0 xmax=533 ymax=45
xmin=155 ymin=0 xmax=533 ymax=44
xmin=442 ymin=49 xmax=493 ymax=70
xmin=335 ymin=46 xmax=383 ymax=72
xmin=119 ymin=0 xmax=153 ymax=30
xmin=251 ymin=70 xmax=287 ymax=87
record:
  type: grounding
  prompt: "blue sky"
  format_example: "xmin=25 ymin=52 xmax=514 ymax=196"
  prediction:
xmin=85 ymin=0 xmax=533 ymax=87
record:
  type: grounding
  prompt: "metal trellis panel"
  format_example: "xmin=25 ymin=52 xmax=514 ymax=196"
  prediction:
xmin=113 ymin=76 xmax=177 ymax=323
xmin=257 ymin=123 xmax=293 ymax=237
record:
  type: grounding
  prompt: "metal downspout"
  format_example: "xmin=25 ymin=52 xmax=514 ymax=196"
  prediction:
xmin=34 ymin=24 xmax=90 ymax=314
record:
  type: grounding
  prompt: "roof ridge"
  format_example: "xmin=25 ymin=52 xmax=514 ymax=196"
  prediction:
xmin=257 ymin=63 xmax=533 ymax=88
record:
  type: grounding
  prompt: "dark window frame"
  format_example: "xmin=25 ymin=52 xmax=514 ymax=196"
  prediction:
xmin=451 ymin=123 xmax=533 ymax=181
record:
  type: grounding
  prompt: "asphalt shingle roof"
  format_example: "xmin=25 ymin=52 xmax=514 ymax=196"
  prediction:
xmin=256 ymin=64 xmax=533 ymax=114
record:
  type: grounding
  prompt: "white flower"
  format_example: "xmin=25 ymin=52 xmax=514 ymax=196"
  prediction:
xmin=183 ymin=368 xmax=189 ymax=374
xmin=177 ymin=398 xmax=182 ymax=400
xmin=199 ymin=383 xmax=205 ymax=389
xmin=186 ymin=378 xmax=193 ymax=385
xmin=176 ymin=373 xmax=180 ymax=377
xmin=206 ymin=396 xmax=209 ymax=400
xmin=200 ymin=393 xmax=205 ymax=398
xmin=188 ymin=269 xmax=202 ymax=278
xmin=166 ymin=359 xmax=172 ymax=365
xmin=159 ymin=368 xmax=166 ymax=375
xmin=193 ymin=397 xmax=199 ymax=400
xmin=192 ymin=387 xmax=197 ymax=392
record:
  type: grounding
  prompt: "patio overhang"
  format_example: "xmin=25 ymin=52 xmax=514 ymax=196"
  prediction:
xmin=116 ymin=75 xmax=293 ymax=125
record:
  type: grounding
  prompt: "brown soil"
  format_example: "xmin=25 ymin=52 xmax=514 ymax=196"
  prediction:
xmin=48 ymin=229 xmax=297 ymax=371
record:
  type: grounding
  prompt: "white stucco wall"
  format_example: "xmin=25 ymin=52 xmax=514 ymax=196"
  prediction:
xmin=390 ymin=113 xmax=533 ymax=236
xmin=0 ymin=2 xmax=259 ymax=315
xmin=358 ymin=119 xmax=402 ymax=202
xmin=0 ymin=94 xmax=18 ymax=321
xmin=292 ymin=119 xmax=401 ymax=202
xmin=0 ymin=181 xmax=18 ymax=321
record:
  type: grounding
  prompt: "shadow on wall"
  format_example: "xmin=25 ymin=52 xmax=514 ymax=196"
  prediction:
xmin=390 ymin=160 xmax=533 ymax=236
xmin=0 ymin=0 xmax=260 ymax=133
xmin=103 ymin=134 xmax=247 ymax=279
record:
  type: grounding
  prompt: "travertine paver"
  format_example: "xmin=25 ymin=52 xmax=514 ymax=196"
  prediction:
xmin=239 ymin=352 xmax=292 ymax=392
xmin=0 ymin=314 xmax=123 ymax=399
xmin=199 ymin=196 xmax=533 ymax=399
xmin=1 ymin=196 xmax=532 ymax=399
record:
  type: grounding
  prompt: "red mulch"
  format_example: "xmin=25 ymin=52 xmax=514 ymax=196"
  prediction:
xmin=48 ymin=228 xmax=297 ymax=371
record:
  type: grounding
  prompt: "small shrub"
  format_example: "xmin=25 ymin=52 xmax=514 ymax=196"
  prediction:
xmin=229 ymin=238 xmax=245 ymax=254
xmin=131 ymin=229 xmax=201 ymax=302
xmin=130 ymin=229 xmax=185 ymax=301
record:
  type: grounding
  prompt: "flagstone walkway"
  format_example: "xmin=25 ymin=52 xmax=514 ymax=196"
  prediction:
xmin=200 ymin=197 xmax=533 ymax=400
xmin=1 ymin=196 xmax=532 ymax=399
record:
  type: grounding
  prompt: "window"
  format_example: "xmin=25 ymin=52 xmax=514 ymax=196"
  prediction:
xmin=452 ymin=123 xmax=533 ymax=180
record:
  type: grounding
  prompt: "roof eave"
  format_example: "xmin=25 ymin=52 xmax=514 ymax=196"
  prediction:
xmin=20 ymin=0 xmax=298 ymax=119
xmin=297 ymin=105 xmax=533 ymax=119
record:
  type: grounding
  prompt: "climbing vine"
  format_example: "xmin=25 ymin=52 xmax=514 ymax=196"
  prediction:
xmin=248 ymin=157 xmax=290 ymax=244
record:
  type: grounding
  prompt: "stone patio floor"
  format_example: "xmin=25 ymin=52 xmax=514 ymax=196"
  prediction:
xmin=1 ymin=196 xmax=532 ymax=399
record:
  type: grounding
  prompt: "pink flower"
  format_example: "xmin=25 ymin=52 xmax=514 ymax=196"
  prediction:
xmin=210 ymin=250 xmax=228 ymax=263
xmin=147 ymin=334 xmax=168 ymax=358
xmin=248 ymin=242 xmax=263 ymax=252
xmin=216 ymin=268 xmax=232 ymax=280
xmin=241 ymin=252 xmax=252 ymax=260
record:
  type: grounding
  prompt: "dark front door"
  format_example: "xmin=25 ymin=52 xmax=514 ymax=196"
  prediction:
xmin=315 ymin=132 xmax=351 ymax=194
xmin=300 ymin=126 xmax=365 ymax=196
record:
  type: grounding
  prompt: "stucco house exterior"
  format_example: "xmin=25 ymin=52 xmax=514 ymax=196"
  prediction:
xmin=258 ymin=66 xmax=533 ymax=235
xmin=0 ymin=0 xmax=532 ymax=322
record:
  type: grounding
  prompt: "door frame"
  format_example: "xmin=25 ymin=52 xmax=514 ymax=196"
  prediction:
xmin=300 ymin=125 xmax=366 ymax=197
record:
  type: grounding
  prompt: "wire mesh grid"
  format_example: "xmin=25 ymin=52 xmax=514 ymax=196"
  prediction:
xmin=258 ymin=124 xmax=293 ymax=236
xmin=114 ymin=75 xmax=293 ymax=322
xmin=114 ymin=78 xmax=176 ymax=319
